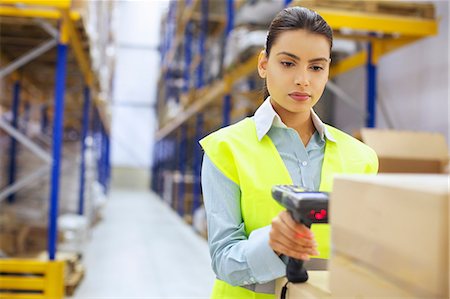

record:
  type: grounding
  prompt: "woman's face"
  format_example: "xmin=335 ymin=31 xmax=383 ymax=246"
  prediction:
xmin=258 ymin=29 xmax=331 ymax=116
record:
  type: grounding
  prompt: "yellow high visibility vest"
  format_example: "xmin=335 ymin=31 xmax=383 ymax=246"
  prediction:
xmin=200 ymin=117 xmax=378 ymax=299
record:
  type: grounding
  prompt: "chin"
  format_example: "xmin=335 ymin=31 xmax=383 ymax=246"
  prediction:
xmin=288 ymin=103 xmax=311 ymax=113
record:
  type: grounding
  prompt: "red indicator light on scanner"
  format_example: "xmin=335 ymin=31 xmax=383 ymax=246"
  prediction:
xmin=314 ymin=213 xmax=324 ymax=220
xmin=314 ymin=209 xmax=327 ymax=220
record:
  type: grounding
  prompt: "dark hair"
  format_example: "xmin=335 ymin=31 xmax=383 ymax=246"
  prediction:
xmin=262 ymin=7 xmax=333 ymax=99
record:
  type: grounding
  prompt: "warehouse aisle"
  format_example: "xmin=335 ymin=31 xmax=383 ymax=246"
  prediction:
xmin=72 ymin=188 xmax=215 ymax=298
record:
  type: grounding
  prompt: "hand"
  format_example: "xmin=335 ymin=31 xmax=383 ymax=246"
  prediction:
xmin=269 ymin=210 xmax=319 ymax=260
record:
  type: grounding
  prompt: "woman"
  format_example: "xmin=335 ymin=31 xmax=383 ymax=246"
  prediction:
xmin=200 ymin=6 xmax=378 ymax=299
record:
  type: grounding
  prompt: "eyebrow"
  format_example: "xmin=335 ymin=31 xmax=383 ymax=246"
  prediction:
xmin=276 ymin=51 xmax=329 ymax=63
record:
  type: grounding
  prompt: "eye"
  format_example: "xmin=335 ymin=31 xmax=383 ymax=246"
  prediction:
xmin=281 ymin=61 xmax=295 ymax=68
xmin=310 ymin=65 xmax=324 ymax=71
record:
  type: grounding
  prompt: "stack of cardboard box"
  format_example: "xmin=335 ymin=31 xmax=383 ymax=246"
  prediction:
xmin=360 ymin=129 xmax=449 ymax=174
xmin=329 ymin=174 xmax=449 ymax=298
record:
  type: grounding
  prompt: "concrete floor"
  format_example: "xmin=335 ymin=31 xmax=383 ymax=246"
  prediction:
xmin=71 ymin=188 xmax=215 ymax=299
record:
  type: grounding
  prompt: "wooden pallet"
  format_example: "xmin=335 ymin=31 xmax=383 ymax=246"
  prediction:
xmin=65 ymin=263 xmax=85 ymax=296
xmin=297 ymin=0 xmax=435 ymax=19
xmin=35 ymin=251 xmax=85 ymax=297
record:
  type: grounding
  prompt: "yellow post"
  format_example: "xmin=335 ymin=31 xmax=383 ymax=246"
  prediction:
xmin=44 ymin=261 xmax=65 ymax=298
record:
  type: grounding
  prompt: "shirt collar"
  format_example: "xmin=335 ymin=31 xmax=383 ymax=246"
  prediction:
xmin=311 ymin=109 xmax=336 ymax=142
xmin=254 ymin=96 xmax=336 ymax=142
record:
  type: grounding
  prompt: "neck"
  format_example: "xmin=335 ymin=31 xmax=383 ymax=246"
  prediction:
xmin=271 ymin=102 xmax=315 ymax=146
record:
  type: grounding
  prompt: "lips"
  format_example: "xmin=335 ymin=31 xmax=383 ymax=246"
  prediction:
xmin=289 ymin=92 xmax=311 ymax=101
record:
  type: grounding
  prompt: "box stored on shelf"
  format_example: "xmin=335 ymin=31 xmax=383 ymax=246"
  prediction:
xmin=360 ymin=129 xmax=449 ymax=173
xmin=330 ymin=174 xmax=449 ymax=298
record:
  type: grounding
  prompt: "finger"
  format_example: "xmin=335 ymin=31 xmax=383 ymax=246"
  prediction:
xmin=279 ymin=212 xmax=314 ymax=239
xmin=270 ymin=228 xmax=317 ymax=256
xmin=279 ymin=213 xmax=315 ymax=244
xmin=272 ymin=217 xmax=316 ymax=249
xmin=270 ymin=242 xmax=311 ymax=261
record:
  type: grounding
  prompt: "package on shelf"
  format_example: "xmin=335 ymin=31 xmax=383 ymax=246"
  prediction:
xmin=204 ymin=36 xmax=222 ymax=83
xmin=330 ymin=174 xmax=449 ymax=298
xmin=0 ymin=213 xmax=19 ymax=256
xmin=223 ymin=26 xmax=267 ymax=71
xmin=192 ymin=204 xmax=207 ymax=239
xmin=162 ymin=170 xmax=174 ymax=206
xmin=297 ymin=0 xmax=435 ymax=19
xmin=58 ymin=213 xmax=90 ymax=255
xmin=10 ymin=141 xmax=80 ymax=215
xmin=0 ymin=211 xmax=64 ymax=257
xmin=171 ymin=171 xmax=197 ymax=217
xmin=235 ymin=0 xmax=284 ymax=27
xmin=1 ymin=136 xmax=102 ymax=234
xmin=360 ymin=128 xmax=449 ymax=173
xmin=74 ymin=0 xmax=116 ymax=98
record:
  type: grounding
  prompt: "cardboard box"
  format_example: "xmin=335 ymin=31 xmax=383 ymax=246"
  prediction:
xmin=360 ymin=129 xmax=449 ymax=173
xmin=275 ymin=271 xmax=330 ymax=299
xmin=330 ymin=254 xmax=417 ymax=298
xmin=330 ymin=174 xmax=449 ymax=298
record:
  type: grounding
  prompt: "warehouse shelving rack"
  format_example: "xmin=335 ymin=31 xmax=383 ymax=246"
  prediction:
xmin=152 ymin=0 xmax=437 ymax=232
xmin=0 ymin=0 xmax=111 ymax=297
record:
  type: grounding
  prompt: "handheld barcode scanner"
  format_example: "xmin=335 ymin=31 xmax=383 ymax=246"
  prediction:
xmin=271 ymin=185 xmax=329 ymax=283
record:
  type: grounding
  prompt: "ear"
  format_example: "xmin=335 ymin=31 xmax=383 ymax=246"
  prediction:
xmin=257 ymin=50 xmax=268 ymax=79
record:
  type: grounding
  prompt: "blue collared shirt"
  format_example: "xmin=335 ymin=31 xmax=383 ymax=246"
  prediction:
xmin=201 ymin=97 xmax=335 ymax=289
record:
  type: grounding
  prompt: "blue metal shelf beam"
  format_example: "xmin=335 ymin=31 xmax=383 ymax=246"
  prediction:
xmin=196 ymin=0 xmax=208 ymax=88
xmin=78 ymin=86 xmax=90 ymax=215
xmin=184 ymin=21 xmax=193 ymax=93
xmin=366 ymin=41 xmax=377 ymax=128
xmin=48 ymin=41 xmax=68 ymax=261
xmin=192 ymin=113 xmax=203 ymax=214
xmin=222 ymin=0 xmax=234 ymax=126
xmin=7 ymin=81 xmax=20 ymax=203
xmin=40 ymin=104 xmax=48 ymax=134
xmin=22 ymin=102 xmax=30 ymax=133
xmin=177 ymin=125 xmax=187 ymax=215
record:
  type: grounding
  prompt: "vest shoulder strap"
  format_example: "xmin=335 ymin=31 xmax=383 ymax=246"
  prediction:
xmin=199 ymin=118 xmax=255 ymax=185
xmin=325 ymin=124 xmax=379 ymax=173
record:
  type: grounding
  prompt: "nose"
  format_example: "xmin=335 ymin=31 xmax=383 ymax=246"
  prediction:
xmin=294 ymin=69 xmax=310 ymax=86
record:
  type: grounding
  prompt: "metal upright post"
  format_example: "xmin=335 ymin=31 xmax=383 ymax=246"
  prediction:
xmin=177 ymin=126 xmax=187 ymax=215
xmin=223 ymin=94 xmax=231 ymax=126
xmin=7 ymin=81 xmax=21 ymax=203
xmin=196 ymin=0 xmax=208 ymax=89
xmin=48 ymin=20 xmax=69 ymax=261
xmin=23 ymin=102 xmax=30 ymax=133
xmin=183 ymin=21 xmax=193 ymax=93
xmin=78 ymin=86 xmax=90 ymax=215
xmin=104 ymin=130 xmax=110 ymax=192
xmin=158 ymin=140 xmax=164 ymax=194
xmin=223 ymin=0 xmax=234 ymax=126
xmin=40 ymin=104 xmax=48 ymax=134
xmin=192 ymin=113 xmax=203 ymax=214
xmin=100 ymin=124 xmax=107 ymax=191
xmin=151 ymin=141 xmax=159 ymax=192
xmin=366 ymin=41 xmax=377 ymax=128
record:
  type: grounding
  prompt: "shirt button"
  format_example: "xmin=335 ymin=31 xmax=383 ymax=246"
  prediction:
xmin=301 ymin=161 xmax=308 ymax=167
